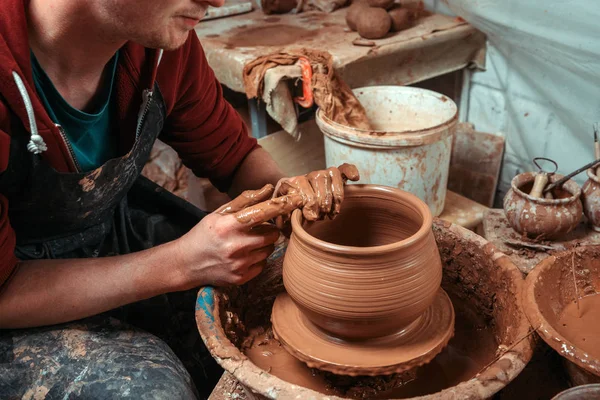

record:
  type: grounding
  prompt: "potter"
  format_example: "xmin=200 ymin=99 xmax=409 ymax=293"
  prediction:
xmin=0 ymin=0 xmax=365 ymax=396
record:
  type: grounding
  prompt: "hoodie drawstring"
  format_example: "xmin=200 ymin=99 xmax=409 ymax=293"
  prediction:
xmin=12 ymin=71 xmax=47 ymax=154
xmin=12 ymin=49 xmax=163 ymax=156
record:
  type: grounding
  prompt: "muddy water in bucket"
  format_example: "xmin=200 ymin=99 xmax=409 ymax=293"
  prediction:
xmin=196 ymin=221 xmax=533 ymax=399
xmin=316 ymin=86 xmax=458 ymax=216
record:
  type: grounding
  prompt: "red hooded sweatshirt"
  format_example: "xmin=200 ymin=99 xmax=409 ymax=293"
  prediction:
xmin=0 ymin=0 xmax=259 ymax=284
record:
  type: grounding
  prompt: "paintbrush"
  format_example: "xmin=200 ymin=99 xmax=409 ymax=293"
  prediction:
xmin=530 ymin=158 xmax=557 ymax=199
xmin=543 ymin=157 xmax=600 ymax=194
xmin=594 ymin=123 xmax=600 ymax=177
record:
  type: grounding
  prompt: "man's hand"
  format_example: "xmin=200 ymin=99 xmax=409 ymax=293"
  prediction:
xmin=273 ymin=163 xmax=360 ymax=229
xmin=174 ymin=184 xmax=283 ymax=288
xmin=174 ymin=164 xmax=359 ymax=288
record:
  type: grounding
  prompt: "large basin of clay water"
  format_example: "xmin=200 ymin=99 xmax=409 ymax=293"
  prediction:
xmin=316 ymin=86 xmax=457 ymax=217
xmin=523 ymin=247 xmax=600 ymax=386
xmin=196 ymin=221 xmax=533 ymax=399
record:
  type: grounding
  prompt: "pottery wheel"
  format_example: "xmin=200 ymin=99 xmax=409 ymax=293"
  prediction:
xmin=271 ymin=289 xmax=455 ymax=376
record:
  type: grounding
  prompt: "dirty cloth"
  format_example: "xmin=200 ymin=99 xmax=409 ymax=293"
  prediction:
xmin=0 ymin=85 xmax=219 ymax=399
xmin=243 ymin=49 xmax=371 ymax=136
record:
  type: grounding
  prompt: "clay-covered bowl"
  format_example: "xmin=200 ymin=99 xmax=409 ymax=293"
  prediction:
xmin=282 ymin=184 xmax=442 ymax=340
xmin=523 ymin=247 xmax=600 ymax=383
xmin=503 ymin=172 xmax=582 ymax=240
xmin=582 ymin=168 xmax=600 ymax=231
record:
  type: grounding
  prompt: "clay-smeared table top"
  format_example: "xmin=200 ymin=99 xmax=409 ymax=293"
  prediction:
xmin=482 ymin=208 xmax=600 ymax=274
xmin=195 ymin=7 xmax=486 ymax=93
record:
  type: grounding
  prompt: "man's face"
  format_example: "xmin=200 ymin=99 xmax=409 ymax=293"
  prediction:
xmin=98 ymin=0 xmax=224 ymax=50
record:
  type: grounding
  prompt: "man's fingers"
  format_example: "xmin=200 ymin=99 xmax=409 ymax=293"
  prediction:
xmin=234 ymin=194 xmax=304 ymax=227
xmin=294 ymin=176 xmax=319 ymax=220
xmin=328 ymin=167 xmax=345 ymax=216
xmin=338 ymin=163 xmax=360 ymax=182
xmin=217 ymin=184 xmax=275 ymax=214
xmin=273 ymin=178 xmax=296 ymax=197
xmin=247 ymin=244 xmax=276 ymax=266
xmin=308 ymin=170 xmax=333 ymax=215
xmin=235 ymin=262 xmax=265 ymax=285
xmin=248 ymin=223 xmax=281 ymax=248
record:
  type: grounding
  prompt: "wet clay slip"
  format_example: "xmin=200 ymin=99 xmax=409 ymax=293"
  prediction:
xmin=195 ymin=221 xmax=534 ymax=399
xmin=504 ymin=172 xmax=583 ymax=240
xmin=523 ymin=247 xmax=600 ymax=384
xmin=582 ymin=168 xmax=600 ymax=231
xmin=273 ymin=184 xmax=454 ymax=375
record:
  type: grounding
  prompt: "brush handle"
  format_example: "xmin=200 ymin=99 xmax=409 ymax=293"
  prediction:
xmin=530 ymin=173 xmax=549 ymax=198
xmin=544 ymin=158 xmax=600 ymax=194
xmin=595 ymin=143 xmax=600 ymax=176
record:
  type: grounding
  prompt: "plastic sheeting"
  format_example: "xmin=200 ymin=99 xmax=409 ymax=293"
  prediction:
xmin=444 ymin=0 xmax=600 ymax=203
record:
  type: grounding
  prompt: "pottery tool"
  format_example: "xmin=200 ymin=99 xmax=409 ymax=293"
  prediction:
xmin=475 ymin=326 xmax=538 ymax=378
xmin=530 ymin=157 xmax=558 ymax=199
xmin=503 ymin=239 xmax=566 ymax=252
xmin=571 ymin=250 xmax=581 ymax=318
xmin=594 ymin=123 xmax=600 ymax=177
xmin=544 ymin=157 xmax=600 ymax=194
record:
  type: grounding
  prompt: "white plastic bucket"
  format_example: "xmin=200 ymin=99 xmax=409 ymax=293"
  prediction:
xmin=316 ymin=86 xmax=458 ymax=216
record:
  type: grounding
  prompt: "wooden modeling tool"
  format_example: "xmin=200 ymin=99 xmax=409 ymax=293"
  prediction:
xmin=530 ymin=157 xmax=557 ymax=199
xmin=594 ymin=123 xmax=600 ymax=177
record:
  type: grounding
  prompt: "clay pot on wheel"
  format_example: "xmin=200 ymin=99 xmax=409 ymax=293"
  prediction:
xmin=503 ymin=172 xmax=583 ymax=240
xmin=283 ymin=184 xmax=442 ymax=340
xmin=582 ymin=168 xmax=600 ymax=231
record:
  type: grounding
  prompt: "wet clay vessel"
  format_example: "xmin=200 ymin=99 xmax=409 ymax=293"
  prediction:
xmin=195 ymin=220 xmax=534 ymax=399
xmin=503 ymin=172 xmax=583 ymax=240
xmin=523 ymin=247 xmax=600 ymax=385
xmin=272 ymin=184 xmax=454 ymax=375
xmin=582 ymin=168 xmax=600 ymax=231
xmin=283 ymin=184 xmax=444 ymax=339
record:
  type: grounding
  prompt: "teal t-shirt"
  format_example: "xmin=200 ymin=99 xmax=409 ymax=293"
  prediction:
xmin=31 ymin=51 xmax=119 ymax=172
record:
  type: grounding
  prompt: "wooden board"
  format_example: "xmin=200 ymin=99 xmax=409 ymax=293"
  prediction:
xmin=258 ymin=119 xmax=326 ymax=177
xmin=438 ymin=190 xmax=488 ymax=230
xmin=447 ymin=123 xmax=505 ymax=208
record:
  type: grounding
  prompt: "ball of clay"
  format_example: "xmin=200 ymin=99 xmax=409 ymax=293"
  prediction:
xmin=346 ymin=3 xmax=368 ymax=31
xmin=356 ymin=7 xmax=392 ymax=39
xmin=388 ymin=7 xmax=412 ymax=31
xmin=366 ymin=0 xmax=395 ymax=10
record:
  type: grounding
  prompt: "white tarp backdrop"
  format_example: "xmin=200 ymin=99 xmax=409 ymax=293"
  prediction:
xmin=432 ymin=0 xmax=600 ymax=205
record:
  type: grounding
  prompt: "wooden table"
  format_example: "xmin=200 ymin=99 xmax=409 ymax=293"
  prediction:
xmin=195 ymin=6 xmax=486 ymax=137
